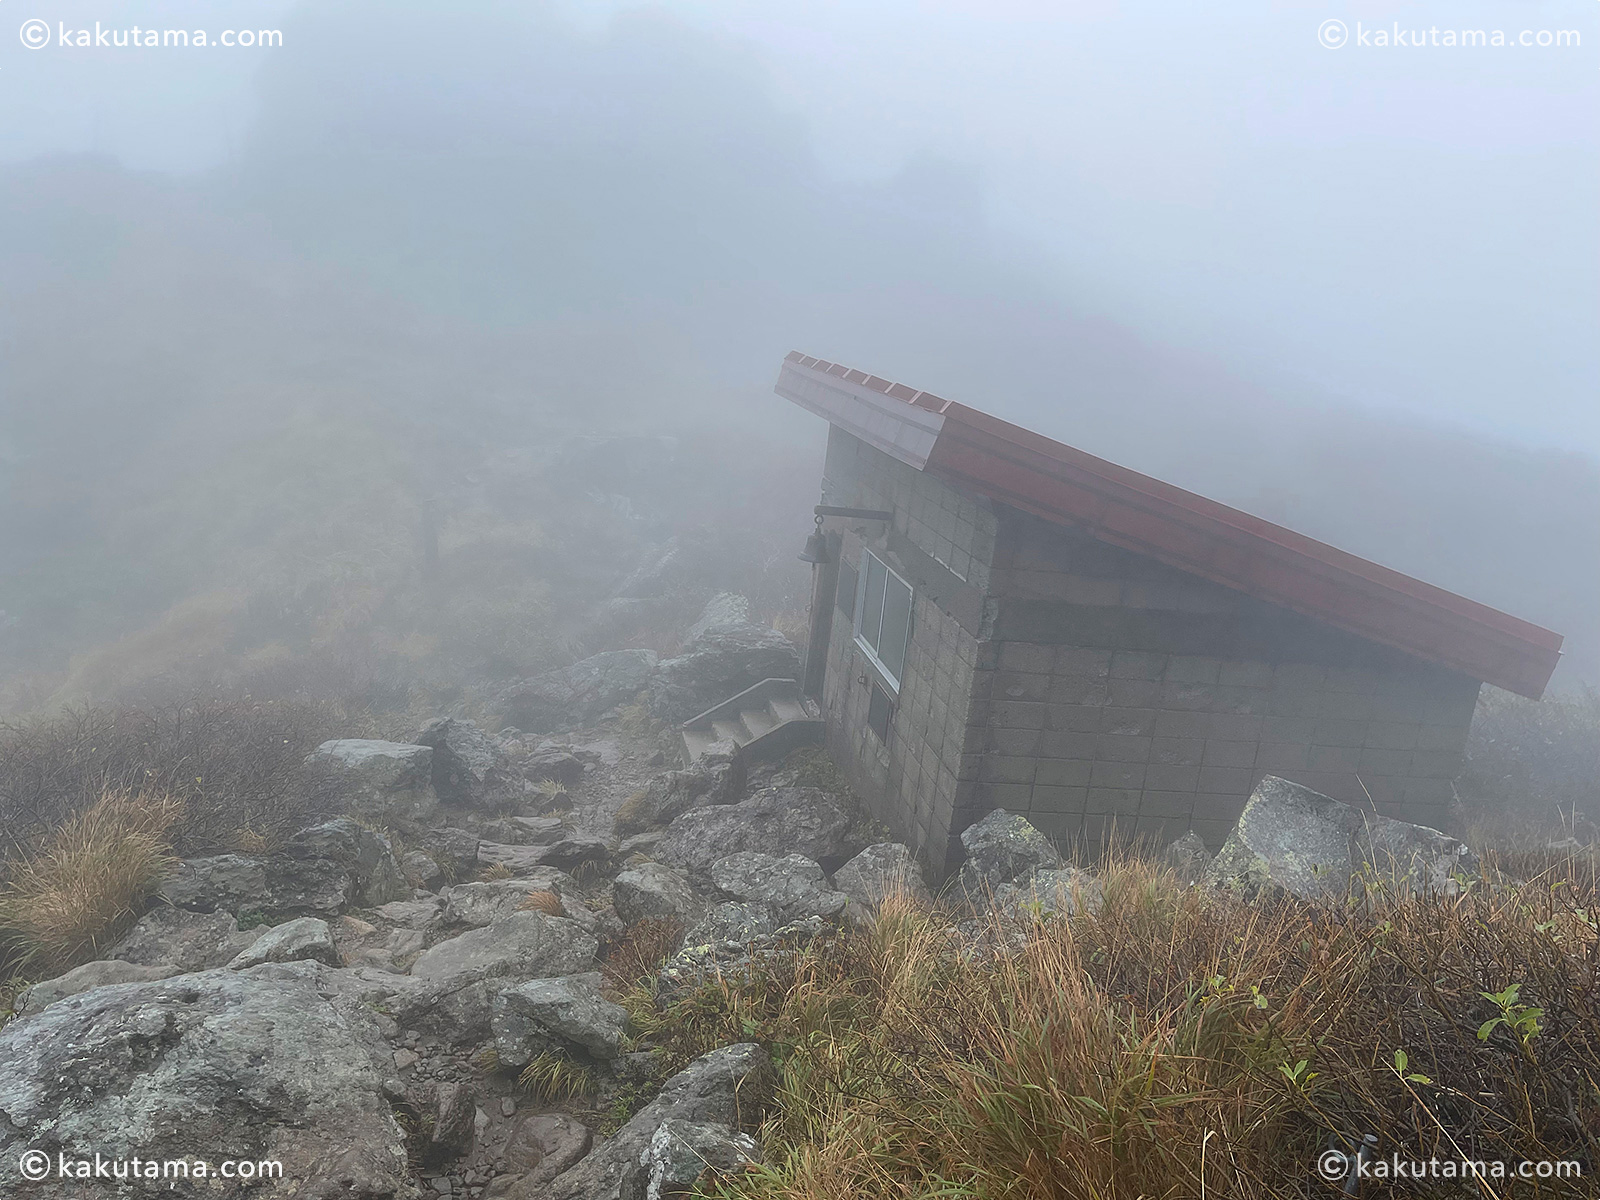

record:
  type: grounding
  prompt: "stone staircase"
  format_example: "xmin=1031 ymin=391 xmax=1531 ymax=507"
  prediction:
xmin=680 ymin=677 xmax=823 ymax=765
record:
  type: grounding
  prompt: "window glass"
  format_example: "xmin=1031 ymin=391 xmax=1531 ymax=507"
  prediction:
xmin=860 ymin=554 xmax=887 ymax=652
xmin=878 ymin=573 xmax=911 ymax=680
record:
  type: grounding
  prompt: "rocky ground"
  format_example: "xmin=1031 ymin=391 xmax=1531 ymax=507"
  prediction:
xmin=0 ymin=595 xmax=1531 ymax=1200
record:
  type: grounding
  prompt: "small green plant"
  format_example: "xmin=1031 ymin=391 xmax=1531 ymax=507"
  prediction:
xmin=1477 ymin=983 xmax=1543 ymax=1049
xmin=237 ymin=908 xmax=271 ymax=930
xmin=1391 ymin=1049 xmax=1432 ymax=1085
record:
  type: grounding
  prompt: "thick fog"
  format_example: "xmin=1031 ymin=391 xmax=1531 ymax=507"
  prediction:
xmin=1 ymin=0 xmax=1596 ymax=708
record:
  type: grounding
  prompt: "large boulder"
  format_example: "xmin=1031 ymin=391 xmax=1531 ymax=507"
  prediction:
xmin=613 ymin=862 xmax=701 ymax=926
xmin=500 ymin=649 xmax=660 ymax=734
xmin=409 ymin=911 xmax=597 ymax=985
xmin=305 ymin=739 xmax=438 ymax=820
xmin=160 ymin=817 xmax=408 ymax=919
xmin=12 ymin=960 xmax=180 ymax=1019
xmin=0 ymin=963 xmax=417 ymax=1199
xmin=510 ymin=1043 xmax=768 ymax=1200
xmin=955 ymin=810 xmax=1064 ymax=898
xmin=830 ymin=843 xmax=931 ymax=919
xmin=502 ymin=1113 xmax=593 ymax=1190
xmin=657 ymin=787 xmax=867 ymax=882
xmin=108 ymin=906 xmax=259 ymax=972
xmin=1206 ymin=776 xmax=1481 ymax=901
xmin=640 ymin=1119 xmax=761 ymax=1199
xmin=415 ymin=717 xmax=525 ymax=810
xmin=443 ymin=872 xmax=582 ymax=928
xmin=491 ymin=971 xmax=627 ymax=1067
xmin=615 ymin=754 xmax=746 ymax=837
xmin=709 ymin=853 xmax=848 ymax=924
xmin=650 ymin=626 xmax=801 ymax=723
xmin=1164 ymin=830 xmax=1213 ymax=886
xmin=226 ymin=916 xmax=341 ymax=969
xmin=993 ymin=867 xmax=1103 ymax=922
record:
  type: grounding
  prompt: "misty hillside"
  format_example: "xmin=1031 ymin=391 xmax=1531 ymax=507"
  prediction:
xmin=0 ymin=0 xmax=1594 ymax=713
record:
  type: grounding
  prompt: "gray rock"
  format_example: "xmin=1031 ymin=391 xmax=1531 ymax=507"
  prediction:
xmin=13 ymin=960 xmax=180 ymax=1019
xmin=709 ymin=853 xmax=847 ymax=924
xmin=403 ymin=849 xmax=445 ymax=890
xmin=161 ymin=817 xmax=408 ymax=919
xmin=500 ymin=650 xmax=660 ymax=734
xmin=684 ymin=902 xmax=776 ymax=947
xmin=491 ymin=971 xmax=626 ymax=1066
xmin=686 ymin=593 xmax=753 ymax=642
xmin=1206 ymin=776 xmax=1481 ymax=901
xmin=993 ymin=868 xmax=1103 ymax=922
xmin=616 ymin=755 xmax=746 ymax=837
xmin=613 ymin=862 xmax=701 ymax=926
xmin=227 ymin=916 xmax=341 ymax=969
xmin=416 ymin=717 xmax=525 ymax=810
xmin=513 ymin=1043 xmax=768 ymax=1200
xmin=478 ymin=832 xmax=610 ymax=877
xmin=481 ymin=816 xmax=567 ymax=846
xmin=410 ymin=911 xmax=597 ymax=985
xmin=107 ymin=905 xmax=258 ymax=972
xmin=658 ymin=787 xmax=866 ymax=882
xmin=418 ymin=826 xmax=483 ymax=881
xmin=502 ymin=1113 xmax=593 ymax=1184
xmin=307 ymin=738 xmax=438 ymax=821
xmin=376 ymin=897 xmax=445 ymax=929
xmin=641 ymin=1119 xmax=760 ymax=1200
xmin=428 ymin=1081 xmax=477 ymax=1164
xmin=1163 ymin=830 xmax=1213 ymax=885
xmin=0 ymin=963 xmax=418 ymax=1199
xmin=650 ymin=625 xmax=801 ymax=723
xmin=955 ymin=810 xmax=1064 ymax=898
xmin=443 ymin=873 xmax=580 ymax=928
xmin=830 ymin=843 xmax=930 ymax=918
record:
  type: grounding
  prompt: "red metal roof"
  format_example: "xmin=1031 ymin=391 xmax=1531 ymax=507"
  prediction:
xmin=776 ymin=351 xmax=1563 ymax=698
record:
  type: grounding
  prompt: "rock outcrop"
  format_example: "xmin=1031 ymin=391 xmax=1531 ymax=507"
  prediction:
xmin=615 ymin=754 xmax=745 ymax=837
xmin=306 ymin=738 xmax=438 ymax=820
xmin=830 ymin=843 xmax=930 ymax=919
xmin=955 ymin=809 xmax=1065 ymax=899
xmin=649 ymin=626 xmax=801 ymax=723
xmin=415 ymin=717 xmax=526 ymax=810
xmin=658 ymin=787 xmax=866 ymax=881
xmin=491 ymin=971 xmax=626 ymax=1067
xmin=500 ymin=650 xmax=660 ymax=734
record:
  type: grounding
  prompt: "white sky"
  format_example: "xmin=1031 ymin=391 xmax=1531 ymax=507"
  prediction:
xmin=3 ymin=0 xmax=1595 ymax=452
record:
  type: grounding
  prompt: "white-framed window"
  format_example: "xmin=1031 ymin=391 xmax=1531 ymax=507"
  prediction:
xmin=854 ymin=549 xmax=912 ymax=692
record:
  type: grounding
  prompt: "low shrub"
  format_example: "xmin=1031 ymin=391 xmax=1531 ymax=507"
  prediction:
xmin=0 ymin=788 xmax=183 ymax=975
xmin=639 ymin=852 xmax=1599 ymax=1200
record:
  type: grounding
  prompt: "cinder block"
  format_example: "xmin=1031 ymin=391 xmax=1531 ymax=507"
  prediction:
xmin=1165 ymin=656 xmax=1223 ymax=684
xmin=1028 ymin=785 xmax=1089 ymax=814
xmin=1363 ymin=721 xmax=1421 ymax=751
xmin=1150 ymin=736 xmax=1206 ymax=766
xmin=1139 ymin=790 xmax=1197 ymax=819
xmin=1219 ymin=660 xmax=1275 ymax=688
xmin=1266 ymin=689 xmax=1322 ymax=717
xmin=1158 ymin=682 xmax=1219 ymax=711
xmin=1208 ymin=713 xmax=1264 ymax=742
xmin=1134 ymin=816 xmax=1192 ymax=846
xmin=1100 ymin=708 xmax=1158 ymax=736
xmin=1421 ymin=683 xmax=1481 ymax=726
xmin=1255 ymin=742 xmax=1309 ymax=772
xmin=1203 ymin=740 xmax=1258 ymax=768
xmin=1360 ymin=776 xmax=1404 ymax=805
xmin=1039 ymin=731 xmax=1098 ymax=760
xmin=1188 ymin=818 xmax=1236 ymax=849
xmin=1314 ymin=719 xmax=1367 ymax=748
xmin=1144 ymin=763 xmax=1202 ymax=791
xmin=979 ymin=783 xmax=1034 ymax=810
xmin=1058 ymin=576 xmax=1123 ymax=606
xmin=1090 ymin=761 xmax=1147 ymax=789
xmin=1056 ymin=646 xmax=1114 ymax=678
xmin=1048 ymin=676 xmax=1112 ymax=706
xmin=1036 ymin=759 xmax=1092 ymax=787
xmin=1191 ymin=793 xmax=1248 ymax=822
xmin=981 ymin=756 xmax=1039 ymax=784
xmin=1402 ymin=776 xmax=1453 ymax=805
xmin=990 ymin=701 xmax=1046 ymax=729
xmin=1110 ymin=650 xmax=1168 ymax=680
xmin=1409 ymin=749 xmax=1464 ymax=780
xmin=1096 ymin=734 xmax=1153 ymax=763
xmin=1322 ymin=693 xmax=1377 ymax=722
xmin=1308 ymin=744 xmax=1363 ymax=772
xmin=1273 ymin=662 xmax=1327 ymax=690
xmin=1262 ymin=716 xmax=1317 ymax=743
xmin=1358 ymin=748 xmax=1412 ymax=777
xmin=999 ymin=642 xmax=1056 ymax=674
xmin=1154 ymin=711 xmax=1210 ymax=739
xmin=1416 ymin=724 xmax=1469 ymax=753
xmin=1197 ymin=766 xmax=1252 ymax=794
xmin=1045 ymin=704 xmax=1102 ymax=732
xmin=1326 ymin=666 xmax=1382 ymax=695
xmin=994 ymin=671 xmax=1048 ymax=702
xmin=1088 ymin=787 xmax=1143 ymax=815
xmin=1107 ymin=678 xmax=1161 ymax=707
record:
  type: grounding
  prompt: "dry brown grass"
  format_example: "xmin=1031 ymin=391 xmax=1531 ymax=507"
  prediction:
xmin=640 ymin=853 xmax=1599 ymax=1200
xmin=518 ymin=889 xmax=565 ymax=917
xmin=0 ymin=788 xmax=184 ymax=975
xmin=603 ymin=915 xmax=686 ymax=993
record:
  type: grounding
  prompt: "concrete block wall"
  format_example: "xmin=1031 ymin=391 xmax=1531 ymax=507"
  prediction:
xmin=971 ymin=510 xmax=1481 ymax=851
xmin=817 ymin=428 xmax=996 ymax=870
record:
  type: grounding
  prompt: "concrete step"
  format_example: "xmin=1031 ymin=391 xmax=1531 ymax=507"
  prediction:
xmin=710 ymin=719 xmax=747 ymax=745
xmin=739 ymin=707 xmax=778 ymax=740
